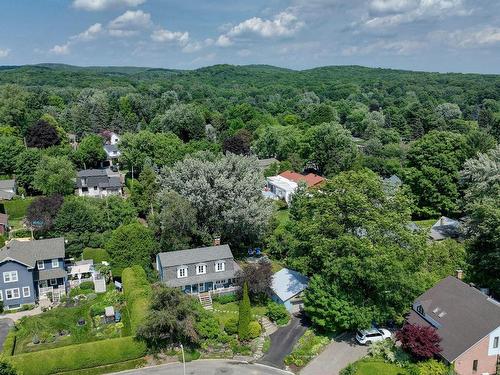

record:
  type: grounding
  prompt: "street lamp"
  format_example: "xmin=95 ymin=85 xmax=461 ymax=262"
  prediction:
xmin=180 ymin=343 xmax=186 ymax=375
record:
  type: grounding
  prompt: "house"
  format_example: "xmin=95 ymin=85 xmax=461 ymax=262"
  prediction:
xmin=0 ymin=213 xmax=8 ymax=235
xmin=407 ymin=275 xmax=500 ymax=375
xmin=0 ymin=238 xmax=67 ymax=310
xmin=76 ymin=169 xmax=123 ymax=198
xmin=156 ymin=244 xmax=241 ymax=295
xmin=429 ymin=216 xmax=462 ymax=241
xmin=0 ymin=179 xmax=16 ymax=201
xmin=101 ymin=130 xmax=120 ymax=145
xmin=270 ymin=268 xmax=309 ymax=314
xmin=103 ymin=144 xmax=121 ymax=166
xmin=264 ymin=170 xmax=325 ymax=204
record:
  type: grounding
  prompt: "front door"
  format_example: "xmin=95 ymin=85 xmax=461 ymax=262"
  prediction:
xmin=199 ymin=283 xmax=205 ymax=292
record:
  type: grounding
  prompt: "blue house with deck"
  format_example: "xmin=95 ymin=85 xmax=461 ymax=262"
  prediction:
xmin=0 ymin=238 xmax=67 ymax=310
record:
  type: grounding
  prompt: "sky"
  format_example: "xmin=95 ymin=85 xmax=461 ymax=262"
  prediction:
xmin=0 ymin=0 xmax=499 ymax=73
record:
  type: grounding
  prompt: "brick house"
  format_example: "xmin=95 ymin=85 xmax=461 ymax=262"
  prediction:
xmin=407 ymin=276 xmax=500 ymax=375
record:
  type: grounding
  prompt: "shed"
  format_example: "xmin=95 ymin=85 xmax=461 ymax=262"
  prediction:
xmin=270 ymin=268 xmax=309 ymax=314
xmin=105 ymin=306 xmax=115 ymax=317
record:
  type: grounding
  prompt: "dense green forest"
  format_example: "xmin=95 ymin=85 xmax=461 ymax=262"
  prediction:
xmin=0 ymin=64 xmax=499 ymax=328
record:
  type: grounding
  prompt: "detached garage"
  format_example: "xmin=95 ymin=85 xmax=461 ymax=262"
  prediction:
xmin=270 ymin=268 xmax=309 ymax=314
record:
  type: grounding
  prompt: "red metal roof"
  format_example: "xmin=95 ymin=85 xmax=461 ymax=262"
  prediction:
xmin=279 ymin=171 xmax=325 ymax=188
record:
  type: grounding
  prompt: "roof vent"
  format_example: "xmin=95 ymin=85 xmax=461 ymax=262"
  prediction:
xmin=432 ymin=307 xmax=440 ymax=314
xmin=438 ymin=311 xmax=447 ymax=318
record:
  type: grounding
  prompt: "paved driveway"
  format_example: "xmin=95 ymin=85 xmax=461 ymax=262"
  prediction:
xmin=112 ymin=360 xmax=292 ymax=375
xmin=258 ymin=313 xmax=309 ymax=369
xmin=300 ymin=333 xmax=368 ymax=375
xmin=0 ymin=318 xmax=13 ymax=351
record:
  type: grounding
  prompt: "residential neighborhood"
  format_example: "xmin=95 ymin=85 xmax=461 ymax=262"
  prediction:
xmin=0 ymin=3 xmax=499 ymax=373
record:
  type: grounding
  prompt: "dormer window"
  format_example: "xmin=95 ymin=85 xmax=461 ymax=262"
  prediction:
xmin=215 ymin=261 xmax=225 ymax=272
xmin=196 ymin=264 xmax=207 ymax=275
xmin=37 ymin=260 xmax=45 ymax=270
xmin=177 ymin=266 xmax=188 ymax=278
xmin=416 ymin=304 xmax=424 ymax=316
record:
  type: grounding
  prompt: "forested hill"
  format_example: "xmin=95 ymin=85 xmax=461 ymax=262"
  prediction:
xmin=1 ymin=63 xmax=499 ymax=103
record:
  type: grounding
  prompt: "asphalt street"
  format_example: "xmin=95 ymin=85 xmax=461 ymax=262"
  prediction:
xmin=112 ymin=360 xmax=292 ymax=375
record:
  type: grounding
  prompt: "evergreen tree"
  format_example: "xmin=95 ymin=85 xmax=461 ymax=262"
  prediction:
xmin=238 ymin=282 xmax=251 ymax=340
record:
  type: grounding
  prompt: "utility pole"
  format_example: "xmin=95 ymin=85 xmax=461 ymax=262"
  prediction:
xmin=180 ymin=344 xmax=186 ymax=375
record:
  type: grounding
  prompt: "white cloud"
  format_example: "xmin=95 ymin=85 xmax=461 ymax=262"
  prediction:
xmin=342 ymin=39 xmax=424 ymax=55
xmin=0 ymin=48 xmax=10 ymax=58
xmin=71 ymin=23 xmax=103 ymax=42
xmin=50 ymin=43 xmax=71 ymax=55
xmin=237 ymin=49 xmax=252 ymax=57
xmin=73 ymin=0 xmax=145 ymax=11
xmin=108 ymin=10 xmax=152 ymax=32
xmin=364 ymin=0 xmax=469 ymax=28
xmin=433 ymin=26 xmax=500 ymax=48
xmin=182 ymin=39 xmax=214 ymax=53
xmin=151 ymin=28 xmax=189 ymax=44
xmin=217 ymin=10 xmax=304 ymax=47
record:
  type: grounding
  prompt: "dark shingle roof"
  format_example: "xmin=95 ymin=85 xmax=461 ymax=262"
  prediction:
xmin=157 ymin=245 xmax=234 ymax=267
xmin=77 ymin=169 xmax=109 ymax=177
xmin=76 ymin=169 xmax=122 ymax=189
xmin=0 ymin=179 xmax=15 ymax=190
xmin=0 ymin=238 xmax=65 ymax=268
xmin=408 ymin=276 xmax=500 ymax=362
xmin=37 ymin=267 xmax=67 ymax=281
xmin=165 ymin=260 xmax=241 ymax=287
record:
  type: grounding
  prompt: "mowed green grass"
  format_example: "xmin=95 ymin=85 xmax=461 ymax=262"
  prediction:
xmin=355 ymin=360 xmax=409 ymax=375
xmin=2 ymin=198 xmax=33 ymax=220
xmin=212 ymin=301 xmax=267 ymax=325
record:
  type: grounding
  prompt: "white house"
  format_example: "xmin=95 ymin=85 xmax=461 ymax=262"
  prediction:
xmin=0 ymin=179 xmax=16 ymax=200
xmin=103 ymin=144 xmax=121 ymax=166
xmin=263 ymin=171 xmax=325 ymax=204
xmin=76 ymin=169 xmax=123 ymax=198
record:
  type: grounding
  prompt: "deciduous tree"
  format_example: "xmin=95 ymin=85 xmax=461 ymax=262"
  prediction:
xmin=33 ymin=156 xmax=76 ymax=196
xmin=396 ymin=323 xmax=442 ymax=360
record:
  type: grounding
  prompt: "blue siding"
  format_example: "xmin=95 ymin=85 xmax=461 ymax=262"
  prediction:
xmin=36 ymin=258 xmax=64 ymax=270
xmin=0 ymin=261 xmax=36 ymax=309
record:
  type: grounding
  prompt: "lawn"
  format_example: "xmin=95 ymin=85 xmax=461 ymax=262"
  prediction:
xmin=212 ymin=301 xmax=267 ymax=326
xmin=414 ymin=218 xmax=438 ymax=230
xmin=355 ymin=359 xmax=409 ymax=375
xmin=12 ymin=288 xmax=129 ymax=355
xmin=274 ymin=208 xmax=290 ymax=226
xmin=1 ymin=198 xmax=34 ymax=220
xmin=82 ymin=248 xmax=111 ymax=264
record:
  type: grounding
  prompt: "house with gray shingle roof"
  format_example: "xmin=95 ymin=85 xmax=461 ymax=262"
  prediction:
xmin=407 ymin=276 xmax=500 ymax=375
xmin=0 ymin=238 xmax=67 ymax=309
xmin=76 ymin=169 xmax=123 ymax=198
xmin=156 ymin=244 xmax=241 ymax=295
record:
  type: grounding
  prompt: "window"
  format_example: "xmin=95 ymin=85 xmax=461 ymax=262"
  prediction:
xmin=51 ymin=259 xmax=59 ymax=268
xmin=50 ymin=278 xmax=57 ymax=286
xmin=0 ymin=290 xmax=3 ymax=301
xmin=215 ymin=261 xmax=225 ymax=272
xmin=37 ymin=260 xmax=45 ymax=270
xmin=177 ymin=267 xmax=188 ymax=278
xmin=22 ymin=286 xmax=30 ymax=298
xmin=3 ymin=271 xmax=18 ymax=283
xmin=196 ymin=264 xmax=206 ymax=275
xmin=5 ymin=288 xmax=20 ymax=300
xmin=494 ymin=336 xmax=499 ymax=349
xmin=472 ymin=360 xmax=478 ymax=373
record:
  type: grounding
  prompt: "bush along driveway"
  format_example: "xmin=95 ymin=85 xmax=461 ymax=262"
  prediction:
xmin=258 ymin=313 xmax=309 ymax=369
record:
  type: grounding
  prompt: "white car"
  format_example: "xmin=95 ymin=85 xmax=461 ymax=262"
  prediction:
xmin=355 ymin=327 xmax=392 ymax=345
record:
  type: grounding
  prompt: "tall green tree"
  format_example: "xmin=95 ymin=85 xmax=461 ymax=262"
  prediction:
xmin=73 ymin=134 xmax=106 ymax=168
xmin=33 ymin=156 xmax=76 ymax=195
xmin=14 ymin=148 xmax=42 ymax=193
xmin=238 ymin=282 xmax=251 ymax=340
xmin=0 ymin=135 xmax=24 ymax=175
xmin=105 ymin=222 xmax=158 ymax=274
xmin=283 ymin=170 xmax=431 ymax=331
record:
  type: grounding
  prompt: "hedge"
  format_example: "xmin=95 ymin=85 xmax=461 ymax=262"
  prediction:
xmin=81 ymin=248 xmax=110 ymax=264
xmin=2 ymin=329 xmax=16 ymax=356
xmin=122 ymin=265 xmax=151 ymax=333
xmin=8 ymin=336 xmax=146 ymax=375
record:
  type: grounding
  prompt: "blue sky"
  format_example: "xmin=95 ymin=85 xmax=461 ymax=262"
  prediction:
xmin=0 ymin=0 xmax=499 ymax=73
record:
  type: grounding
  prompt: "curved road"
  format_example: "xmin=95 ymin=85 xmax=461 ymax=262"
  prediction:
xmin=113 ymin=360 xmax=292 ymax=375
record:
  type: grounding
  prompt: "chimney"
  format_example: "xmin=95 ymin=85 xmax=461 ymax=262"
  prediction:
xmin=456 ymin=269 xmax=463 ymax=280
xmin=213 ymin=237 xmax=221 ymax=246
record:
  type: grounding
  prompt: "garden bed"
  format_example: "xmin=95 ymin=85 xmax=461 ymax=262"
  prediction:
xmin=11 ymin=288 xmax=129 ymax=355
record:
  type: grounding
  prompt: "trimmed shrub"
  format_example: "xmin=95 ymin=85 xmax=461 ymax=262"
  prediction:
xmin=212 ymin=293 xmax=237 ymax=304
xmin=224 ymin=317 xmax=238 ymax=335
xmin=79 ymin=281 xmax=94 ymax=290
xmin=248 ymin=321 xmax=261 ymax=339
xmin=8 ymin=336 xmax=146 ymax=375
xmin=416 ymin=359 xmax=449 ymax=375
xmin=266 ymin=301 xmax=290 ymax=325
xmin=122 ymin=266 xmax=151 ymax=333
xmin=82 ymin=248 xmax=110 ymax=264
xmin=2 ymin=329 xmax=16 ymax=356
